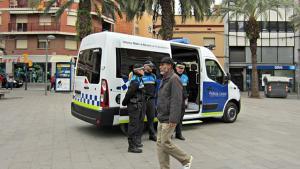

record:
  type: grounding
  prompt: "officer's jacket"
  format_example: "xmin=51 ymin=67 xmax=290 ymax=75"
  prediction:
xmin=157 ymin=70 xmax=183 ymax=124
xmin=142 ymin=73 xmax=156 ymax=98
xmin=122 ymin=74 xmax=144 ymax=106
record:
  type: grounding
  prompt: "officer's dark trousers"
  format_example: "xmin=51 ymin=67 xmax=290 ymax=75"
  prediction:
xmin=145 ymin=98 xmax=156 ymax=137
xmin=175 ymin=99 xmax=185 ymax=136
xmin=127 ymin=102 xmax=145 ymax=147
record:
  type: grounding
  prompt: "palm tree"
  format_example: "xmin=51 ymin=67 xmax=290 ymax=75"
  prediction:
xmin=220 ymin=0 xmax=291 ymax=98
xmin=117 ymin=0 xmax=213 ymax=40
xmin=40 ymin=0 xmax=122 ymax=40
xmin=290 ymin=4 xmax=300 ymax=29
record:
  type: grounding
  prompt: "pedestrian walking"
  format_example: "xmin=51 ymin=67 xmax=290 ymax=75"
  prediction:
xmin=142 ymin=60 xmax=157 ymax=142
xmin=156 ymin=57 xmax=193 ymax=169
xmin=122 ymin=64 xmax=145 ymax=153
xmin=50 ymin=74 xmax=56 ymax=91
xmin=174 ymin=62 xmax=189 ymax=141
xmin=6 ymin=74 xmax=13 ymax=90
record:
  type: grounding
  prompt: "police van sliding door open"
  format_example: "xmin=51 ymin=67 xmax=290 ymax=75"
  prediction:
xmin=171 ymin=45 xmax=201 ymax=114
xmin=117 ymin=47 xmax=171 ymax=124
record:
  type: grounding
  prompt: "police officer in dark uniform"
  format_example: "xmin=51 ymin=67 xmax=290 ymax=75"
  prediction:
xmin=142 ymin=61 xmax=157 ymax=141
xmin=122 ymin=64 xmax=145 ymax=153
xmin=175 ymin=62 xmax=189 ymax=140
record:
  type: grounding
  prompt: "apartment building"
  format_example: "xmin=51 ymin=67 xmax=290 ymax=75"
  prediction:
xmin=225 ymin=7 xmax=296 ymax=91
xmin=0 ymin=0 xmax=113 ymax=83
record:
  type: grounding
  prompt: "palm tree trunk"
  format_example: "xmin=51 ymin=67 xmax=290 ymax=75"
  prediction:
xmin=246 ymin=17 xmax=260 ymax=98
xmin=249 ymin=38 xmax=260 ymax=97
xmin=77 ymin=0 xmax=92 ymax=40
xmin=160 ymin=0 xmax=175 ymax=40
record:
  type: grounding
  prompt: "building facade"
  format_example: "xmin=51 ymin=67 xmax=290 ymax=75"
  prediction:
xmin=225 ymin=8 xmax=296 ymax=91
xmin=0 ymin=0 xmax=113 ymax=83
xmin=133 ymin=14 xmax=225 ymax=66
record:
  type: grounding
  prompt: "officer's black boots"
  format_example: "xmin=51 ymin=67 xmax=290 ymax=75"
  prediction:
xmin=135 ymin=137 xmax=143 ymax=147
xmin=128 ymin=139 xmax=142 ymax=153
xmin=175 ymin=134 xmax=186 ymax=141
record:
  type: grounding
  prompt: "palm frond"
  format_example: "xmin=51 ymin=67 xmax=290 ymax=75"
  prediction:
xmin=52 ymin=0 xmax=74 ymax=19
xmin=43 ymin=0 xmax=58 ymax=13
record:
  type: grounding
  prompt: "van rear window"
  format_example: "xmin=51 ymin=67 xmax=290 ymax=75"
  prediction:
xmin=116 ymin=48 xmax=170 ymax=78
xmin=77 ymin=48 xmax=102 ymax=84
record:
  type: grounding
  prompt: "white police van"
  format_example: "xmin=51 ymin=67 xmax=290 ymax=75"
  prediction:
xmin=71 ymin=32 xmax=241 ymax=130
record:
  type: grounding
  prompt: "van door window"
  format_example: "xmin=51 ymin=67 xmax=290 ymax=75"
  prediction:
xmin=77 ymin=48 xmax=102 ymax=84
xmin=116 ymin=48 xmax=170 ymax=78
xmin=205 ymin=59 xmax=224 ymax=84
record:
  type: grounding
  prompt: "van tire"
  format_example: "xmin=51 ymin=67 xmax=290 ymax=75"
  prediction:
xmin=120 ymin=124 xmax=128 ymax=136
xmin=222 ymin=102 xmax=238 ymax=123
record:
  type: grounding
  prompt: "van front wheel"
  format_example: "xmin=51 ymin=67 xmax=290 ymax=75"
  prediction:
xmin=222 ymin=102 xmax=238 ymax=123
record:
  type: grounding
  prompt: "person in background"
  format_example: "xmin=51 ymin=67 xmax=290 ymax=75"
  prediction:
xmin=174 ymin=62 xmax=189 ymax=141
xmin=156 ymin=57 xmax=193 ymax=169
xmin=50 ymin=74 xmax=56 ymax=91
xmin=142 ymin=60 xmax=157 ymax=141
xmin=6 ymin=74 xmax=14 ymax=90
xmin=122 ymin=64 xmax=145 ymax=153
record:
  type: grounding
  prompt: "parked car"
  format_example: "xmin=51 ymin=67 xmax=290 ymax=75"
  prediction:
xmin=0 ymin=73 xmax=23 ymax=88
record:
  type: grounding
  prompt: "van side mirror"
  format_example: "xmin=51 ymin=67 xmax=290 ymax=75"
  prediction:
xmin=224 ymin=73 xmax=231 ymax=84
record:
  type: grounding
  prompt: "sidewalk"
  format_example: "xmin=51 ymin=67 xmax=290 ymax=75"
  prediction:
xmin=1 ymin=89 xmax=300 ymax=169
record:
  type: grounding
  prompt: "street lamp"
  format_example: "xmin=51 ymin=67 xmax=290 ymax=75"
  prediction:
xmin=45 ymin=35 xmax=55 ymax=95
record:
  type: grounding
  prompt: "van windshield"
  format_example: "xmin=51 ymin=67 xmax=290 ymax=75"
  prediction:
xmin=76 ymin=48 xmax=102 ymax=84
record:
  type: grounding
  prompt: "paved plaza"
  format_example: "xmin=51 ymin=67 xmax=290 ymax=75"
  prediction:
xmin=0 ymin=88 xmax=300 ymax=169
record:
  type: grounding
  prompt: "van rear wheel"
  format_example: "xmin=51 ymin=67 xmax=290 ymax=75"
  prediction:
xmin=222 ymin=102 xmax=238 ymax=123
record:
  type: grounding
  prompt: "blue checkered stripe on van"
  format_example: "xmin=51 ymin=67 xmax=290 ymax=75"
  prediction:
xmin=73 ymin=93 xmax=101 ymax=107
xmin=121 ymin=78 xmax=130 ymax=91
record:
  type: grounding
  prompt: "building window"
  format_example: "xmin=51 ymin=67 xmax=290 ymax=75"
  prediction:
xmin=237 ymin=21 xmax=244 ymax=32
xmin=229 ymin=21 xmax=237 ymax=32
xmin=16 ymin=39 xmax=28 ymax=49
xmin=39 ymin=15 xmax=52 ymax=25
xmin=269 ymin=22 xmax=278 ymax=32
xmin=278 ymin=47 xmax=293 ymax=64
xmin=262 ymin=47 xmax=277 ymax=63
xmin=38 ymin=39 xmax=47 ymax=49
xmin=260 ymin=21 xmax=269 ymax=32
xmin=65 ymin=39 xmax=77 ymax=50
xmin=286 ymin=22 xmax=293 ymax=32
xmin=203 ymin=38 xmax=215 ymax=48
xmin=229 ymin=47 xmax=245 ymax=63
xmin=67 ymin=15 xmax=76 ymax=26
xmin=278 ymin=22 xmax=286 ymax=32
xmin=0 ymin=14 xmax=2 ymax=25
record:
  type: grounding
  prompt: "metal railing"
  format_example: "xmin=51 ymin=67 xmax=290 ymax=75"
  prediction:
xmin=8 ymin=22 xmax=60 ymax=32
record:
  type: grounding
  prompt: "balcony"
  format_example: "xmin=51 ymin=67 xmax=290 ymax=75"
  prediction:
xmin=9 ymin=0 xmax=60 ymax=8
xmin=8 ymin=22 xmax=60 ymax=32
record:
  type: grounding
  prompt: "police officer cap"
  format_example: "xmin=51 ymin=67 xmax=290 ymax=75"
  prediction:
xmin=176 ymin=62 xmax=186 ymax=67
xmin=160 ymin=57 xmax=174 ymax=65
xmin=133 ymin=64 xmax=144 ymax=71
xmin=144 ymin=60 xmax=155 ymax=68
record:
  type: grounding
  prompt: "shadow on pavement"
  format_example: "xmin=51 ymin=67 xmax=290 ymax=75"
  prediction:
xmin=0 ymin=96 xmax=24 ymax=101
xmin=73 ymin=118 xmax=229 ymax=139
xmin=74 ymin=125 xmax=125 ymax=138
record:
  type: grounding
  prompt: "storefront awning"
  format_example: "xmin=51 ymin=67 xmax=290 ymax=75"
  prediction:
xmin=50 ymin=55 xmax=73 ymax=63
